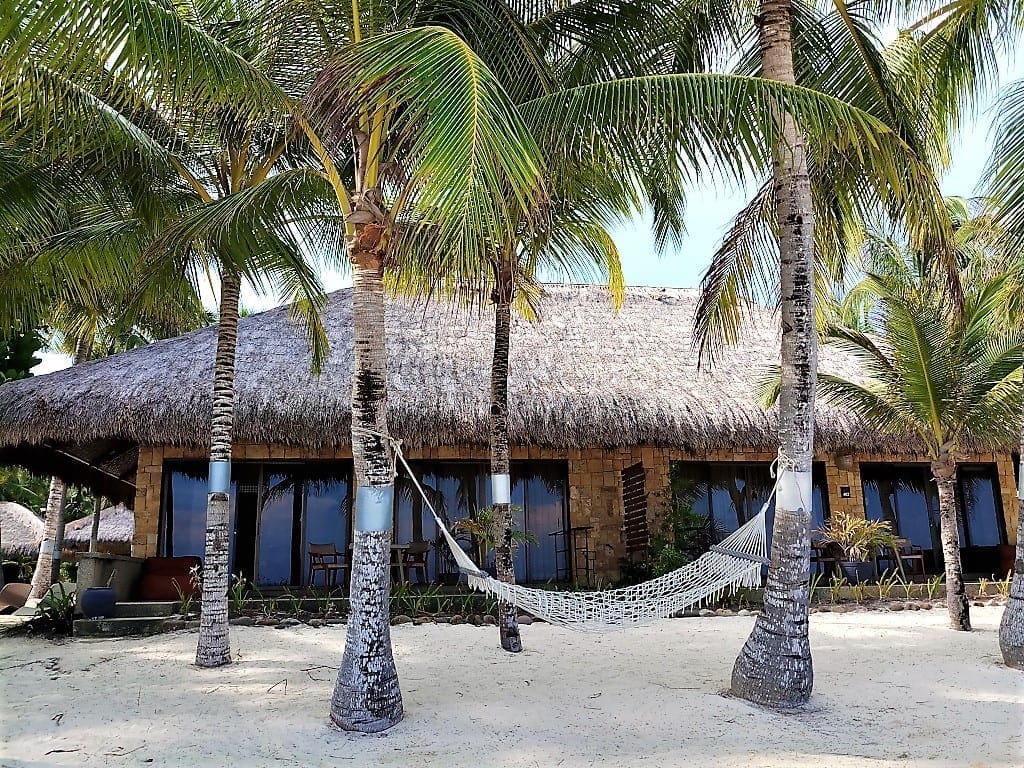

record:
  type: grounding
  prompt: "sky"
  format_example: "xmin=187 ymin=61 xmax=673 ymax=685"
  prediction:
xmin=31 ymin=58 xmax=1024 ymax=374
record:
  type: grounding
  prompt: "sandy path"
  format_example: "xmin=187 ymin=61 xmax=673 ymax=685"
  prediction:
xmin=1 ymin=607 xmax=1021 ymax=767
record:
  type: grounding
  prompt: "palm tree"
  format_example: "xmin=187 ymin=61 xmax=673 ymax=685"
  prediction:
xmin=983 ymin=78 xmax=1024 ymax=666
xmin=6 ymin=0 xmax=950 ymax=726
xmin=810 ymin=247 xmax=1022 ymax=630
xmin=684 ymin=1 xmax=987 ymax=705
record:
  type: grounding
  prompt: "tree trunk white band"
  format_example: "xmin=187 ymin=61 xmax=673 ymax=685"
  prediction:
xmin=1018 ymin=469 xmax=1024 ymax=501
xmin=491 ymin=474 xmax=511 ymax=505
xmin=41 ymin=540 xmax=55 ymax=558
xmin=208 ymin=461 xmax=231 ymax=495
xmin=355 ymin=484 xmax=394 ymax=532
xmin=777 ymin=468 xmax=813 ymax=513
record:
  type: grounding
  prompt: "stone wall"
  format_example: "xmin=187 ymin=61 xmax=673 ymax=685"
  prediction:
xmin=131 ymin=442 xmax=1019 ymax=579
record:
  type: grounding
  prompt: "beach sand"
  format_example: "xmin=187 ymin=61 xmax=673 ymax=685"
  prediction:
xmin=1 ymin=606 xmax=1021 ymax=767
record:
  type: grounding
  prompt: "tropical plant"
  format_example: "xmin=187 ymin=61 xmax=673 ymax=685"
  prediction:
xmin=816 ymin=512 xmax=898 ymax=563
xmin=453 ymin=506 xmax=537 ymax=567
xmin=804 ymin=253 xmax=1022 ymax=630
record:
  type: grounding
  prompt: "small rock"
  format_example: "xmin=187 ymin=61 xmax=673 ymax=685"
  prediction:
xmin=888 ymin=603 xmax=904 ymax=612
xmin=482 ymin=615 xmax=497 ymax=625
xmin=909 ymin=602 xmax=921 ymax=611
xmin=468 ymin=614 xmax=483 ymax=626
xmin=680 ymin=610 xmax=701 ymax=618
xmin=326 ymin=617 xmax=345 ymax=625
xmin=257 ymin=617 xmax=278 ymax=626
xmin=737 ymin=609 xmax=751 ymax=616
xmin=230 ymin=616 xmax=255 ymax=626
xmin=517 ymin=616 xmax=533 ymax=625
xmin=434 ymin=616 xmax=450 ymax=624
xmin=308 ymin=618 xmax=324 ymax=628
xmin=832 ymin=605 xmax=849 ymax=613
xmin=391 ymin=615 xmax=413 ymax=625
xmin=413 ymin=616 xmax=432 ymax=625
xmin=698 ymin=609 xmax=715 ymax=617
xmin=920 ymin=602 xmax=932 ymax=610
xmin=450 ymin=615 xmax=465 ymax=625
xmin=714 ymin=609 xmax=733 ymax=616
xmin=816 ymin=605 xmax=831 ymax=613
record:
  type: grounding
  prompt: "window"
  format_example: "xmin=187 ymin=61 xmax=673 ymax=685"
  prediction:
xmin=957 ymin=465 xmax=1007 ymax=548
xmin=161 ymin=458 xmax=568 ymax=586
xmin=669 ymin=462 xmax=830 ymax=546
xmin=394 ymin=460 xmax=570 ymax=583
xmin=860 ymin=462 xmax=1007 ymax=573
xmin=161 ymin=460 xmax=352 ymax=587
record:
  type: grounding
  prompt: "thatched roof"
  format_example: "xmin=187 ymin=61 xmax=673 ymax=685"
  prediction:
xmin=0 ymin=285 xmax=912 ymax=498
xmin=1 ymin=501 xmax=44 ymax=557
xmin=62 ymin=504 xmax=134 ymax=547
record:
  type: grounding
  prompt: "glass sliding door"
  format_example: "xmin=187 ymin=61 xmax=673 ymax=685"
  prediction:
xmin=160 ymin=460 xmax=353 ymax=588
xmin=861 ymin=464 xmax=941 ymax=570
xmin=956 ymin=464 xmax=1007 ymax=573
xmin=302 ymin=467 xmax=352 ymax=587
xmin=669 ymin=462 xmax=830 ymax=550
xmin=395 ymin=460 xmax=569 ymax=583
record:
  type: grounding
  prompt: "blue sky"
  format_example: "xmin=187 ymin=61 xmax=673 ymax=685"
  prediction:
xmin=608 ymin=58 xmax=1024 ymax=290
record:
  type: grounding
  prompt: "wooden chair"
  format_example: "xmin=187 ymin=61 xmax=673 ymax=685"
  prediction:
xmin=401 ymin=541 xmax=431 ymax=585
xmin=308 ymin=543 xmax=347 ymax=588
xmin=895 ymin=538 xmax=926 ymax=577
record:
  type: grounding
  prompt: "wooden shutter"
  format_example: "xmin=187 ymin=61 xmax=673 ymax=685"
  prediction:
xmin=621 ymin=462 xmax=649 ymax=556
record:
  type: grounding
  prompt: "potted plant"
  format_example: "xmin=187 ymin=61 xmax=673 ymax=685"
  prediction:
xmin=453 ymin=506 xmax=537 ymax=577
xmin=816 ymin=513 xmax=899 ymax=584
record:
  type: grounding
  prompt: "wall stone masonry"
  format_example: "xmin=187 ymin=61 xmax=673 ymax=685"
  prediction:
xmin=132 ymin=442 xmax=1019 ymax=580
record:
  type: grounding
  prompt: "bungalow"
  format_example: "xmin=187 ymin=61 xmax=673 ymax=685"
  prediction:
xmin=0 ymin=286 xmax=1016 ymax=587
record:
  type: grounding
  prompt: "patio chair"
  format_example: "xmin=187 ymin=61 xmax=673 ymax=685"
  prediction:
xmin=894 ymin=538 xmax=926 ymax=577
xmin=309 ymin=544 xmax=347 ymax=588
xmin=401 ymin=541 xmax=431 ymax=585
xmin=810 ymin=540 xmax=840 ymax=576
xmin=0 ymin=582 xmax=31 ymax=614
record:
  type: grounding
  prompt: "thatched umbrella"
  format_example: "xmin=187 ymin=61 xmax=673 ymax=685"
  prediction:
xmin=62 ymin=504 xmax=134 ymax=554
xmin=0 ymin=501 xmax=44 ymax=558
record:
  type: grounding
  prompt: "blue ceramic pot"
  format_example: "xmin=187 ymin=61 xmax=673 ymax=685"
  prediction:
xmin=80 ymin=586 xmax=116 ymax=618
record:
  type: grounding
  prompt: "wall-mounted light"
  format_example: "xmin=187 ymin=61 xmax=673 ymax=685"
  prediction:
xmin=840 ymin=485 xmax=852 ymax=498
xmin=836 ymin=453 xmax=855 ymax=471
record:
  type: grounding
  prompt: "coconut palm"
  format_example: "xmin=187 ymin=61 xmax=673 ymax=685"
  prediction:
xmin=1 ymin=3 xmax=335 ymax=667
xmin=7 ymin=0 xmax=951 ymax=727
xmin=810 ymin=248 xmax=1022 ymax=631
xmin=981 ymin=85 xmax=1024 ymax=661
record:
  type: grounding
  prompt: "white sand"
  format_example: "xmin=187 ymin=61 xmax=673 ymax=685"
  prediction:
xmin=1 ymin=607 xmax=1022 ymax=767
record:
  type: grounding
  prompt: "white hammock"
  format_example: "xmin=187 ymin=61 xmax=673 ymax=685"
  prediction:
xmin=390 ymin=440 xmax=770 ymax=632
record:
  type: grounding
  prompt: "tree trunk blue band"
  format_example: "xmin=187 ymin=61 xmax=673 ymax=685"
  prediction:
xmin=355 ymin=484 xmax=394 ymax=532
xmin=209 ymin=461 xmax=231 ymax=495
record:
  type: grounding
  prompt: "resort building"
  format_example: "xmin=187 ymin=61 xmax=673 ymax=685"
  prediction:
xmin=0 ymin=286 xmax=1016 ymax=587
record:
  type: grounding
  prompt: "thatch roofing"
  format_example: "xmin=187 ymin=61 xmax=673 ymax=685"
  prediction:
xmin=0 ymin=285 xmax=918 ymax=498
xmin=1 ymin=501 xmax=44 ymax=557
xmin=62 ymin=504 xmax=134 ymax=548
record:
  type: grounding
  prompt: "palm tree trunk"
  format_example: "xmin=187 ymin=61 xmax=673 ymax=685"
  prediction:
xmin=731 ymin=0 xmax=816 ymax=707
xmin=28 ymin=478 xmax=67 ymax=598
xmin=490 ymin=279 xmax=522 ymax=653
xmin=331 ymin=225 xmax=403 ymax=733
xmin=932 ymin=454 xmax=970 ymax=631
xmin=29 ymin=335 xmax=92 ymax=598
xmin=88 ymin=497 xmax=102 ymax=553
xmin=195 ymin=271 xmax=241 ymax=668
xmin=999 ymin=426 xmax=1024 ymax=664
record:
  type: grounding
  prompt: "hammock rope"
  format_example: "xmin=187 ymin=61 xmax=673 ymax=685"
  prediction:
xmin=382 ymin=435 xmax=772 ymax=632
